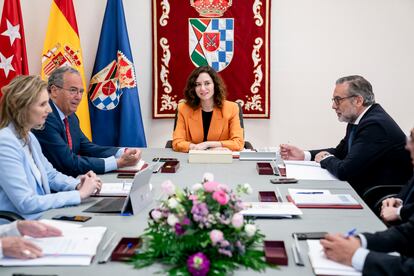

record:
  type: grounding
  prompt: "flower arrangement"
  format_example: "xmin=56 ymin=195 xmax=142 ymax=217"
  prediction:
xmin=132 ymin=173 xmax=271 ymax=275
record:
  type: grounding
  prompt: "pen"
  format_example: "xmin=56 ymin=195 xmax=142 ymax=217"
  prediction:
xmin=296 ymin=192 xmax=323 ymax=194
xmin=344 ymin=228 xmax=357 ymax=238
xmin=102 ymin=232 xmax=116 ymax=251
xmin=97 ymin=233 xmax=117 ymax=264
xmin=275 ymin=187 xmax=283 ymax=202
xmin=271 ymin=160 xmax=280 ymax=176
xmin=292 ymin=233 xmax=304 ymax=266
xmin=123 ymin=242 xmax=134 ymax=253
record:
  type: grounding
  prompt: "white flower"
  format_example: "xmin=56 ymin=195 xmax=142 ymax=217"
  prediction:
xmin=243 ymin=183 xmax=253 ymax=194
xmin=244 ymin=224 xmax=257 ymax=237
xmin=161 ymin=180 xmax=176 ymax=196
xmin=167 ymin=214 xmax=179 ymax=226
xmin=202 ymin=172 xmax=214 ymax=183
xmin=168 ymin=197 xmax=179 ymax=208
xmin=191 ymin=183 xmax=203 ymax=192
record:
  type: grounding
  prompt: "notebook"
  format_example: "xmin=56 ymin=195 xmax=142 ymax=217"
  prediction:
xmin=307 ymin=240 xmax=361 ymax=276
xmin=84 ymin=164 xmax=154 ymax=214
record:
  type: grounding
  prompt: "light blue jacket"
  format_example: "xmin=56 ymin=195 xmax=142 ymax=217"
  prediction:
xmin=0 ymin=124 xmax=81 ymax=220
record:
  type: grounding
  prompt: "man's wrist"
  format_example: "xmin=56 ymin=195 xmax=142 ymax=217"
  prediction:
xmin=320 ymin=153 xmax=333 ymax=161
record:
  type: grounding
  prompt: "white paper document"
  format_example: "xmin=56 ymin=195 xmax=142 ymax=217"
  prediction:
xmin=241 ymin=202 xmax=303 ymax=218
xmin=0 ymin=225 xmax=106 ymax=266
xmin=96 ymin=182 xmax=132 ymax=197
xmin=307 ymin=240 xmax=361 ymax=276
xmin=115 ymin=159 xmax=146 ymax=172
xmin=284 ymin=160 xmax=338 ymax=180
xmin=288 ymin=189 xmax=359 ymax=205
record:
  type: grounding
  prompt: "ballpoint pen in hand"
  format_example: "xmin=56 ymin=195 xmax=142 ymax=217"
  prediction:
xmin=344 ymin=228 xmax=357 ymax=238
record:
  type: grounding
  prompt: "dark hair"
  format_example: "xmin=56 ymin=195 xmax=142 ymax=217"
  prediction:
xmin=183 ymin=66 xmax=226 ymax=109
xmin=336 ymin=75 xmax=375 ymax=106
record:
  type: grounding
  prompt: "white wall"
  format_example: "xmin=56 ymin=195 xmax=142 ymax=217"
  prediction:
xmin=2 ymin=0 xmax=414 ymax=149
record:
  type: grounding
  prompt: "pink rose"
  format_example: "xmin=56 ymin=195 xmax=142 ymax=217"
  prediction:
xmin=150 ymin=209 xmax=162 ymax=222
xmin=210 ymin=229 xmax=224 ymax=245
xmin=231 ymin=213 xmax=244 ymax=228
xmin=212 ymin=190 xmax=229 ymax=205
xmin=203 ymin=181 xmax=220 ymax=192
xmin=161 ymin=180 xmax=176 ymax=196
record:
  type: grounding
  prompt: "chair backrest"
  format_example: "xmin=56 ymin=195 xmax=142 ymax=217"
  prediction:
xmin=165 ymin=102 xmax=254 ymax=149
xmin=362 ymin=185 xmax=404 ymax=216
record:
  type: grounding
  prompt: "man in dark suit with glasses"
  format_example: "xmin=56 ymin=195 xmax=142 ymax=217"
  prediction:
xmin=280 ymin=75 xmax=412 ymax=195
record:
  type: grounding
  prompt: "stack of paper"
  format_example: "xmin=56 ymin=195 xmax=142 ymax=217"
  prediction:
xmin=307 ymin=240 xmax=361 ymax=276
xmin=241 ymin=202 xmax=303 ymax=218
xmin=114 ymin=159 xmax=146 ymax=173
xmin=94 ymin=182 xmax=132 ymax=197
xmin=284 ymin=160 xmax=338 ymax=180
xmin=287 ymin=189 xmax=362 ymax=209
xmin=0 ymin=220 xmax=106 ymax=266
xmin=189 ymin=150 xmax=233 ymax=163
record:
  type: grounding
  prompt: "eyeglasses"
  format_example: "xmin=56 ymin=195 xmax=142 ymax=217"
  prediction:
xmin=331 ymin=95 xmax=356 ymax=105
xmin=54 ymin=85 xmax=84 ymax=96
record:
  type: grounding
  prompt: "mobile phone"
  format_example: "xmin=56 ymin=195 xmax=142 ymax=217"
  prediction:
xmin=270 ymin=178 xmax=298 ymax=184
xmin=52 ymin=215 xmax=91 ymax=222
xmin=152 ymin=157 xmax=178 ymax=162
xmin=117 ymin=173 xmax=135 ymax=179
xmin=292 ymin=232 xmax=328 ymax=240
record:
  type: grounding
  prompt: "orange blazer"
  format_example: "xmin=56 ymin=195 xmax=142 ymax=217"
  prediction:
xmin=172 ymin=100 xmax=244 ymax=152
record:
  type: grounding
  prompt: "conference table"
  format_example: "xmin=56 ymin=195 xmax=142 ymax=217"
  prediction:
xmin=3 ymin=148 xmax=387 ymax=276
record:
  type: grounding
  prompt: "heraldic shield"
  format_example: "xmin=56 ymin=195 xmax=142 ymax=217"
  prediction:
xmin=88 ymin=51 xmax=136 ymax=111
xmin=189 ymin=18 xmax=234 ymax=72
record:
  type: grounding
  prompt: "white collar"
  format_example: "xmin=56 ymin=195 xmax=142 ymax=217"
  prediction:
xmin=353 ymin=105 xmax=372 ymax=125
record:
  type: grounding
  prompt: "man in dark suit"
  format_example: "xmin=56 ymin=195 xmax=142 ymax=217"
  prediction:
xmin=381 ymin=128 xmax=414 ymax=224
xmin=33 ymin=67 xmax=141 ymax=177
xmin=320 ymin=214 xmax=414 ymax=275
xmin=280 ymin=75 xmax=412 ymax=195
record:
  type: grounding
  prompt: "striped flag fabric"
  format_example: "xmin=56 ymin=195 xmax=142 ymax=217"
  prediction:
xmin=0 ymin=0 xmax=28 ymax=95
xmin=88 ymin=0 xmax=146 ymax=147
xmin=41 ymin=0 xmax=91 ymax=139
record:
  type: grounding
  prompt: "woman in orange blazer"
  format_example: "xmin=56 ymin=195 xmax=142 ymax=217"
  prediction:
xmin=172 ymin=66 xmax=244 ymax=153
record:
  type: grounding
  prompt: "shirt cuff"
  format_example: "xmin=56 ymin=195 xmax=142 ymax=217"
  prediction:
xmin=115 ymin=148 xmax=125 ymax=158
xmin=352 ymin=247 xmax=369 ymax=272
xmin=304 ymin=151 xmax=312 ymax=161
xmin=0 ymin=221 xmax=20 ymax=238
xmin=396 ymin=205 xmax=403 ymax=219
xmin=321 ymin=154 xmax=333 ymax=161
xmin=104 ymin=156 xmax=118 ymax=172
xmin=358 ymin=234 xmax=367 ymax=248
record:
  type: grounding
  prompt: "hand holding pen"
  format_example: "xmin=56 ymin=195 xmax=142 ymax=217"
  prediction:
xmin=320 ymin=230 xmax=361 ymax=266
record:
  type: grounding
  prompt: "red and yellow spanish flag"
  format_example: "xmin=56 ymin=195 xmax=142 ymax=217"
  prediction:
xmin=41 ymin=0 xmax=91 ymax=139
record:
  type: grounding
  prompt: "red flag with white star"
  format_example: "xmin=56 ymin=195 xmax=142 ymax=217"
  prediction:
xmin=0 ymin=0 xmax=28 ymax=96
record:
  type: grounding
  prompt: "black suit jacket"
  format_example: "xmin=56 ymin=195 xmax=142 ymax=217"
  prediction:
xmin=310 ymin=104 xmax=412 ymax=195
xmin=32 ymin=101 xmax=119 ymax=177
xmin=362 ymin=214 xmax=414 ymax=275
xmin=396 ymin=177 xmax=414 ymax=222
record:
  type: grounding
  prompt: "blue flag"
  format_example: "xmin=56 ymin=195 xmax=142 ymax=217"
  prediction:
xmin=88 ymin=0 xmax=146 ymax=147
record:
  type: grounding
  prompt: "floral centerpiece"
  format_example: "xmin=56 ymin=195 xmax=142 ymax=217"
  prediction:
xmin=132 ymin=173 xmax=272 ymax=275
